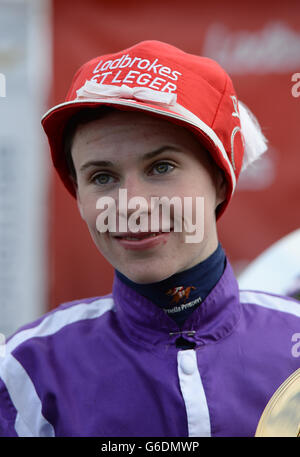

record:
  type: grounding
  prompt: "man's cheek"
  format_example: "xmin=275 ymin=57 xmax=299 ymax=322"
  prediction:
xmin=95 ymin=206 xmax=118 ymax=234
xmin=183 ymin=197 xmax=205 ymax=244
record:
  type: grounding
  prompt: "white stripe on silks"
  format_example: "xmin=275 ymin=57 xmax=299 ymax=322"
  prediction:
xmin=0 ymin=297 xmax=115 ymax=436
xmin=6 ymin=297 xmax=114 ymax=353
xmin=15 ymin=412 xmax=37 ymax=437
xmin=239 ymin=290 xmax=300 ymax=317
xmin=0 ymin=355 xmax=54 ymax=437
xmin=177 ymin=349 xmax=211 ymax=437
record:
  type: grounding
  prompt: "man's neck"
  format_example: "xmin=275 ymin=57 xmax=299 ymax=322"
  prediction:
xmin=116 ymin=242 xmax=226 ymax=328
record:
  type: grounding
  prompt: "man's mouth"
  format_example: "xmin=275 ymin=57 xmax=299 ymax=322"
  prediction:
xmin=114 ymin=229 xmax=173 ymax=241
xmin=110 ymin=228 xmax=174 ymax=251
xmin=119 ymin=233 xmax=159 ymax=241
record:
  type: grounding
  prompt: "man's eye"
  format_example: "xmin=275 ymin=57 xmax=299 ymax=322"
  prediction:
xmin=91 ymin=173 xmax=113 ymax=185
xmin=151 ymin=162 xmax=174 ymax=175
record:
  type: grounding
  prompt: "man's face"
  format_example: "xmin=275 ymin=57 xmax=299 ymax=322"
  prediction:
xmin=71 ymin=110 xmax=225 ymax=284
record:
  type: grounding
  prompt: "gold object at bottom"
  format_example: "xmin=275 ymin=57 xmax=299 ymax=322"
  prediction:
xmin=255 ymin=368 xmax=300 ymax=437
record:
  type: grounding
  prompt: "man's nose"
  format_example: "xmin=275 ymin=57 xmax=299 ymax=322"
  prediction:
xmin=122 ymin=174 xmax=151 ymax=202
xmin=116 ymin=174 xmax=152 ymax=219
xmin=114 ymin=174 xmax=152 ymax=232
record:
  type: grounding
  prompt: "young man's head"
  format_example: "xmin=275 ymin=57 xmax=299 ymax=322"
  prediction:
xmin=41 ymin=40 xmax=267 ymax=283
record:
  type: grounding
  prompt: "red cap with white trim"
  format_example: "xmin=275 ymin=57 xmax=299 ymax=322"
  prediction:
xmin=41 ymin=40 xmax=267 ymax=217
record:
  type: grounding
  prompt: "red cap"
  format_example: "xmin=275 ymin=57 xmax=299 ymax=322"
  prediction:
xmin=41 ymin=40 xmax=267 ymax=217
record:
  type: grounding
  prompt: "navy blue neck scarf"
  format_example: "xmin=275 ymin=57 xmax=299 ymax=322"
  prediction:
xmin=116 ymin=243 xmax=226 ymax=328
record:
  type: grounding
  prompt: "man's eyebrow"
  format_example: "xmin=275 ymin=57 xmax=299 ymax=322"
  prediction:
xmin=79 ymin=146 xmax=181 ymax=173
xmin=142 ymin=145 xmax=181 ymax=160
xmin=79 ymin=160 xmax=114 ymax=173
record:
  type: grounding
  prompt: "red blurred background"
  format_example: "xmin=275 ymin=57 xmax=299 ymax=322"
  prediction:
xmin=46 ymin=0 xmax=300 ymax=310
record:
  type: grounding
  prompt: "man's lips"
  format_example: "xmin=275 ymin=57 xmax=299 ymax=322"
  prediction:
xmin=112 ymin=230 xmax=173 ymax=250
xmin=112 ymin=228 xmax=174 ymax=240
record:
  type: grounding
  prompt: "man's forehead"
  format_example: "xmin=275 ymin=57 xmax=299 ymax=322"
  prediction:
xmin=75 ymin=108 xmax=176 ymax=131
xmin=72 ymin=109 xmax=195 ymax=148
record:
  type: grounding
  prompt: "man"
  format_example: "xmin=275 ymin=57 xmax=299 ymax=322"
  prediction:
xmin=0 ymin=40 xmax=299 ymax=437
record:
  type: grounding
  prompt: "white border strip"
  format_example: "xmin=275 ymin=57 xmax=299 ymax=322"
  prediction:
xmin=41 ymin=98 xmax=236 ymax=193
xmin=240 ymin=290 xmax=300 ymax=317
xmin=177 ymin=349 xmax=211 ymax=437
